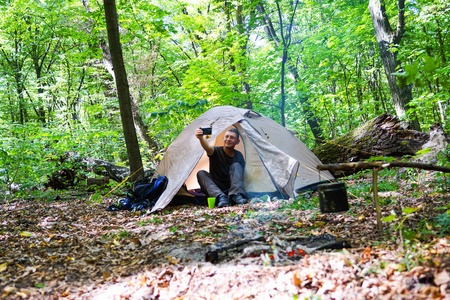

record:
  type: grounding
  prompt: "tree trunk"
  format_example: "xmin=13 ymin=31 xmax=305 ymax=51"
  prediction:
xmin=32 ymin=56 xmax=47 ymax=123
xmin=83 ymin=0 xmax=159 ymax=154
xmin=368 ymin=0 xmax=420 ymax=131
xmin=280 ymin=49 xmax=287 ymax=127
xmin=104 ymin=0 xmax=144 ymax=182
xmin=131 ymin=98 xmax=159 ymax=152
xmin=257 ymin=2 xmax=323 ymax=142
xmin=275 ymin=0 xmax=298 ymax=127
xmin=223 ymin=2 xmax=252 ymax=108
xmin=235 ymin=3 xmax=252 ymax=109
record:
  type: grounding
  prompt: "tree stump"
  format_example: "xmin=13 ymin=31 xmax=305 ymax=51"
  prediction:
xmin=413 ymin=123 xmax=450 ymax=164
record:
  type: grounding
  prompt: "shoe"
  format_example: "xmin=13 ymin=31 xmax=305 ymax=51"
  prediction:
xmin=217 ymin=194 xmax=232 ymax=208
xmin=232 ymin=193 xmax=248 ymax=205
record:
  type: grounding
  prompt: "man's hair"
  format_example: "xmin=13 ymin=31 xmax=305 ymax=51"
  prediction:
xmin=226 ymin=128 xmax=240 ymax=139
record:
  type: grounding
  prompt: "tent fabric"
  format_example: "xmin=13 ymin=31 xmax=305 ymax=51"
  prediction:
xmin=238 ymin=121 xmax=298 ymax=196
xmin=150 ymin=106 xmax=334 ymax=212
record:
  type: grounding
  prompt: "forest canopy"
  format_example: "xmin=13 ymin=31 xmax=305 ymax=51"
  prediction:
xmin=0 ymin=0 xmax=449 ymax=190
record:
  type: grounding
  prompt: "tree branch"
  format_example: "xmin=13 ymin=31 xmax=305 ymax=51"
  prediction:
xmin=394 ymin=0 xmax=406 ymax=44
xmin=256 ymin=3 xmax=280 ymax=47
xmin=317 ymin=161 xmax=450 ymax=173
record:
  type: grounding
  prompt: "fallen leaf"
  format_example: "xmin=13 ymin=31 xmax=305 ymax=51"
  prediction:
xmin=294 ymin=222 xmax=303 ymax=227
xmin=434 ymin=270 xmax=450 ymax=286
xmin=384 ymin=263 xmax=399 ymax=276
xmin=419 ymin=285 xmax=441 ymax=298
xmin=361 ymin=246 xmax=371 ymax=263
xmin=293 ymin=271 xmax=301 ymax=286
xmin=130 ymin=237 xmax=142 ymax=246
xmin=16 ymin=291 xmax=28 ymax=298
xmin=18 ymin=288 xmax=32 ymax=296
xmin=61 ymin=287 xmax=71 ymax=297
xmin=3 ymin=286 xmax=17 ymax=295
xmin=167 ymin=256 xmax=179 ymax=264
xmin=0 ymin=262 xmax=6 ymax=273
xmin=103 ymin=272 xmax=112 ymax=281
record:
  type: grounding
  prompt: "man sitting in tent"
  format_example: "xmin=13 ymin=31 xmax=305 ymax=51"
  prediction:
xmin=195 ymin=127 xmax=248 ymax=207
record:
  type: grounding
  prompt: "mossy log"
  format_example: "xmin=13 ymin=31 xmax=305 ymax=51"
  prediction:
xmin=313 ymin=114 xmax=430 ymax=167
xmin=46 ymin=153 xmax=154 ymax=190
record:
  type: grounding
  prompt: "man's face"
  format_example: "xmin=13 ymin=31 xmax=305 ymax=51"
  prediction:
xmin=223 ymin=131 xmax=239 ymax=149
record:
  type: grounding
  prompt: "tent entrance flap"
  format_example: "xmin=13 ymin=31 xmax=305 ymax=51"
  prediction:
xmin=239 ymin=120 xmax=298 ymax=198
xmin=236 ymin=123 xmax=277 ymax=194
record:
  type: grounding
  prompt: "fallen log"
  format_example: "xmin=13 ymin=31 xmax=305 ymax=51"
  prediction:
xmin=79 ymin=156 xmax=130 ymax=182
xmin=46 ymin=152 xmax=155 ymax=190
xmin=313 ymin=114 xmax=430 ymax=166
xmin=87 ymin=176 xmax=111 ymax=190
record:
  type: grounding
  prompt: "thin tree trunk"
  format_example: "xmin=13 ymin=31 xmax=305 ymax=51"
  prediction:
xmin=83 ymin=0 xmax=159 ymax=154
xmin=223 ymin=2 xmax=252 ymax=108
xmin=280 ymin=49 xmax=287 ymax=127
xmin=104 ymin=0 xmax=144 ymax=181
xmin=235 ymin=4 xmax=252 ymax=109
xmin=275 ymin=0 xmax=296 ymax=127
xmin=257 ymin=2 xmax=323 ymax=142
xmin=131 ymin=98 xmax=159 ymax=151
xmin=368 ymin=0 xmax=420 ymax=130
xmin=32 ymin=59 xmax=47 ymax=123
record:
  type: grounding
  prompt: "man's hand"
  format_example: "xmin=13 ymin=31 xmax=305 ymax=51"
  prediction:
xmin=195 ymin=127 xmax=204 ymax=139
xmin=195 ymin=127 xmax=214 ymax=156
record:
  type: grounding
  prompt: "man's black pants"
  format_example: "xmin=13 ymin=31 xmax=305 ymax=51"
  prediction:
xmin=197 ymin=162 xmax=245 ymax=198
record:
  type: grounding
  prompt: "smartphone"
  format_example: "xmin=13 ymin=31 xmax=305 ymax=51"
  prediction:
xmin=201 ymin=127 xmax=212 ymax=135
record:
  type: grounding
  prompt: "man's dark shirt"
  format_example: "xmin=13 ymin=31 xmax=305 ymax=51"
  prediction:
xmin=209 ymin=146 xmax=245 ymax=190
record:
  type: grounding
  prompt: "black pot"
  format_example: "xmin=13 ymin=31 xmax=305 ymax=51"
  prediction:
xmin=318 ymin=182 xmax=349 ymax=213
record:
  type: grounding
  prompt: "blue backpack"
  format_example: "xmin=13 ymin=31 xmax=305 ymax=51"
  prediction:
xmin=106 ymin=175 xmax=168 ymax=211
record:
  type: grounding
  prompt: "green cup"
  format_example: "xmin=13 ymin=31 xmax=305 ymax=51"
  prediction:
xmin=207 ymin=197 xmax=216 ymax=209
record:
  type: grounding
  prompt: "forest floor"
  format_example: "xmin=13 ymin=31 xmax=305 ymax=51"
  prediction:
xmin=1 ymin=170 xmax=449 ymax=299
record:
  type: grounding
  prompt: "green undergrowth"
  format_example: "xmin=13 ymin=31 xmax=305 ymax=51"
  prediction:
xmin=278 ymin=164 xmax=450 ymax=250
xmin=280 ymin=193 xmax=319 ymax=211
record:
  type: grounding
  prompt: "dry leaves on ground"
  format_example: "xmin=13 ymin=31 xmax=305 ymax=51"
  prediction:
xmin=0 ymin=175 xmax=449 ymax=299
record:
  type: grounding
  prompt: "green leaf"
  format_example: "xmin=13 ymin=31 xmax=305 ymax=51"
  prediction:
xmin=416 ymin=148 xmax=431 ymax=155
xmin=414 ymin=79 xmax=426 ymax=88
xmin=402 ymin=207 xmax=419 ymax=215
xmin=423 ymin=55 xmax=437 ymax=73
xmin=382 ymin=215 xmax=396 ymax=222
xmin=404 ymin=64 xmax=419 ymax=85
xmin=34 ymin=283 xmax=45 ymax=288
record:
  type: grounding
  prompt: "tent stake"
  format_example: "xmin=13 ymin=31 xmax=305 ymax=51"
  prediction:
xmin=373 ymin=167 xmax=382 ymax=231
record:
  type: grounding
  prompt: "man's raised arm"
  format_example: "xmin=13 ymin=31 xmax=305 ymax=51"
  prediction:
xmin=195 ymin=128 xmax=214 ymax=156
